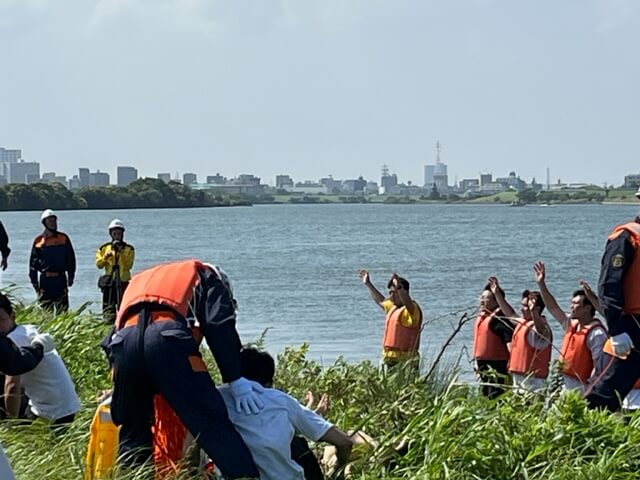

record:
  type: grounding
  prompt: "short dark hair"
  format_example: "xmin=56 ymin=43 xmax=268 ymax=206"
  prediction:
xmin=0 ymin=292 xmax=13 ymax=315
xmin=387 ymin=276 xmax=410 ymax=292
xmin=483 ymin=283 xmax=504 ymax=298
xmin=522 ymin=289 xmax=545 ymax=313
xmin=240 ymin=347 xmax=275 ymax=387
xmin=572 ymin=289 xmax=596 ymax=316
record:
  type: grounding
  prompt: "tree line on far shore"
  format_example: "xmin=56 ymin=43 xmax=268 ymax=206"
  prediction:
xmin=0 ymin=178 xmax=251 ymax=211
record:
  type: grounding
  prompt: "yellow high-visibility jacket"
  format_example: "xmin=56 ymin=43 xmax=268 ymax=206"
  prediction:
xmin=85 ymin=398 xmax=120 ymax=480
xmin=95 ymin=242 xmax=135 ymax=283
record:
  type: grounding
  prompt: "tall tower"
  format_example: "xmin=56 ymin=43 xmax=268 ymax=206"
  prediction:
xmin=435 ymin=140 xmax=442 ymax=164
xmin=546 ymin=167 xmax=550 ymax=191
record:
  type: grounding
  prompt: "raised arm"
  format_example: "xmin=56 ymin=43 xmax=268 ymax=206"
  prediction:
xmin=529 ymin=298 xmax=552 ymax=341
xmin=580 ymin=280 xmax=606 ymax=317
xmin=488 ymin=277 xmax=517 ymax=318
xmin=533 ymin=261 xmax=568 ymax=328
xmin=391 ymin=274 xmax=417 ymax=317
xmin=358 ymin=270 xmax=386 ymax=309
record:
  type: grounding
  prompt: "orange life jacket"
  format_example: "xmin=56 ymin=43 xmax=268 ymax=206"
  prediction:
xmin=608 ymin=222 xmax=640 ymax=315
xmin=153 ymin=395 xmax=189 ymax=479
xmin=473 ymin=311 xmax=510 ymax=361
xmin=382 ymin=303 xmax=422 ymax=353
xmin=559 ymin=319 xmax=604 ymax=382
xmin=508 ymin=319 xmax=552 ymax=379
xmin=115 ymin=259 xmax=204 ymax=330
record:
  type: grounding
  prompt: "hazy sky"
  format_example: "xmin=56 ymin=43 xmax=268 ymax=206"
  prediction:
xmin=1 ymin=0 xmax=639 ymax=186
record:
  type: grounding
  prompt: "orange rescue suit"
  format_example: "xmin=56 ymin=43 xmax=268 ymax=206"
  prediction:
xmin=608 ymin=222 xmax=640 ymax=315
xmin=382 ymin=304 xmax=422 ymax=353
xmin=508 ymin=320 xmax=552 ymax=379
xmin=559 ymin=320 xmax=603 ymax=382
xmin=473 ymin=311 xmax=510 ymax=361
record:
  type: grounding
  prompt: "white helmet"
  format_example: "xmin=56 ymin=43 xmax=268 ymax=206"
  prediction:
xmin=108 ymin=219 xmax=125 ymax=231
xmin=40 ymin=209 xmax=56 ymax=222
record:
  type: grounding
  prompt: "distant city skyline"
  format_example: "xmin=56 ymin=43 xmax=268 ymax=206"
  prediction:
xmin=1 ymin=1 xmax=639 ymax=186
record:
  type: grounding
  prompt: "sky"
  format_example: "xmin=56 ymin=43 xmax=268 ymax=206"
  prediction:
xmin=1 ymin=0 xmax=639 ymax=187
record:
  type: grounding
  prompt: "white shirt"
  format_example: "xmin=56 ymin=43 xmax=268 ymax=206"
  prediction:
xmin=7 ymin=325 xmax=81 ymax=420
xmin=218 ymin=382 xmax=332 ymax=480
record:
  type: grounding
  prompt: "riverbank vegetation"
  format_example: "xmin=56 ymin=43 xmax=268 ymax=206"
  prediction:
xmin=2 ymin=305 xmax=640 ymax=479
xmin=0 ymin=179 xmax=250 ymax=211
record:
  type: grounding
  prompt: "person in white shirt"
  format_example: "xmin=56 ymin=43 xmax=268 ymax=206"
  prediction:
xmin=218 ymin=347 xmax=353 ymax=480
xmin=0 ymin=293 xmax=80 ymax=425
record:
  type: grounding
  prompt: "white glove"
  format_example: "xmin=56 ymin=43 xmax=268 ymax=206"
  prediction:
xmin=607 ymin=333 xmax=634 ymax=359
xmin=229 ymin=377 xmax=264 ymax=415
xmin=31 ymin=333 xmax=56 ymax=354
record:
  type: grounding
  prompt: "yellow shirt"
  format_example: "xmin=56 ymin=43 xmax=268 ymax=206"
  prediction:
xmin=95 ymin=242 xmax=135 ymax=283
xmin=381 ymin=299 xmax=422 ymax=361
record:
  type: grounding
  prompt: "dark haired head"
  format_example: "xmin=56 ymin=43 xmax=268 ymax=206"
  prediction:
xmin=0 ymin=292 xmax=13 ymax=316
xmin=572 ymin=289 xmax=596 ymax=316
xmin=240 ymin=347 xmax=275 ymax=388
xmin=387 ymin=276 xmax=410 ymax=292
xmin=522 ymin=289 xmax=545 ymax=313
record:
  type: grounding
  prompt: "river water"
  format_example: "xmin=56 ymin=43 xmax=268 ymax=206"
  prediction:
xmin=0 ymin=203 xmax=636 ymax=378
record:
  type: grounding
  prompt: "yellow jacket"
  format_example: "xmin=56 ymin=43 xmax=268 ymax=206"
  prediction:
xmin=95 ymin=242 xmax=135 ymax=282
xmin=85 ymin=399 xmax=119 ymax=480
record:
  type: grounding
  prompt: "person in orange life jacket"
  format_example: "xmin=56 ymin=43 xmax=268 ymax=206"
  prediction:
xmin=473 ymin=281 xmax=514 ymax=399
xmin=533 ymin=261 xmax=607 ymax=392
xmin=586 ymin=195 xmax=640 ymax=411
xmin=29 ymin=209 xmax=76 ymax=312
xmin=489 ymin=277 xmax=552 ymax=392
xmin=104 ymin=260 xmax=262 ymax=479
xmin=0 ymin=220 xmax=10 ymax=271
xmin=358 ymin=270 xmax=423 ymax=369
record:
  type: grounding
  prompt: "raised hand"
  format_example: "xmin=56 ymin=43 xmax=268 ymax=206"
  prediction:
xmin=358 ymin=269 xmax=370 ymax=285
xmin=533 ymin=261 xmax=546 ymax=284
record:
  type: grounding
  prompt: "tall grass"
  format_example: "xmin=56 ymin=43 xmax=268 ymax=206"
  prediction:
xmin=2 ymin=306 xmax=640 ymax=479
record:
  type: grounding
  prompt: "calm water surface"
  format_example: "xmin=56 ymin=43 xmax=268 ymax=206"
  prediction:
xmin=1 ymin=203 xmax=636 ymax=378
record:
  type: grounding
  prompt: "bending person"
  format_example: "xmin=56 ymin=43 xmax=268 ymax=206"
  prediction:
xmin=105 ymin=259 xmax=262 ymax=479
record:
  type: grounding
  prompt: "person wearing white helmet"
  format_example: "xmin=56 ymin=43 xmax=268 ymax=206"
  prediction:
xmin=96 ymin=219 xmax=135 ymax=323
xmin=29 ymin=209 xmax=76 ymax=312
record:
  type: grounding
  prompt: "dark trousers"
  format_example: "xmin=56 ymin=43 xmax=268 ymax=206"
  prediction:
xmin=586 ymin=315 xmax=640 ymax=412
xmin=38 ymin=275 xmax=69 ymax=312
xmin=101 ymin=281 xmax=128 ymax=323
xmin=109 ymin=319 xmax=259 ymax=479
xmin=476 ymin=359 xmax=509 ymax=399
xmin=291 ymin=436 xmax=323 ymax=480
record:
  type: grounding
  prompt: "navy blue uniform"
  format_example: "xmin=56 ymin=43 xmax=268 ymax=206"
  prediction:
xmin=29 ymin=231 xmax=76 ymax=312
xmin=586 ymin=228 xmax=640 ymax=411
xmin=106 ymin=266 xmax=259 ymax=479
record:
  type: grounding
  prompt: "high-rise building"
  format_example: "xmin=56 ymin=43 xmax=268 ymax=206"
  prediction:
xmin=0 ymin=147 xmax=23 ymax=179
xmin=117 ymin=166 xmax=138 ymax=187
xmin=183 ymin=173 xmax=197 ymax=186
xmin=423 ymin=141 xmax=448 ymax=192
xmin=79 ymin=168 xmax=90 ymax=187
xmin=157 ymin=173 xmax=171 ymax=183
xmin=7 ymin=161 xmax=40 ymax=184
xmin=89 ymin=171 xmax=110 ymax=186
xmin=480 ymin=173 xmax=492 ymax=186
xmin=206 ymin=173 xmax=226 ymax=185
xmin=380 ymin=165 xmax=398 ymax=193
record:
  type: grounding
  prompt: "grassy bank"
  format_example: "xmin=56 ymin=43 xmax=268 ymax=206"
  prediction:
xmin=2 ymin=306 xmax=640 ymax=479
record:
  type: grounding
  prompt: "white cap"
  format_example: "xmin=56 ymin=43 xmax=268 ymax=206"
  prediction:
xmin=635 ymin=187 xmax=640 ymax=199
xmin=108 ymin=219 xmax=125 ymax=231
xmin=40 ymin=209 xmax=56 ymax=222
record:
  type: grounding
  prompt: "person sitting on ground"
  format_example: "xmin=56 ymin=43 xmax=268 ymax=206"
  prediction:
xmin=358 ymin=270 xmax=423 ymax=371
xmin=0 ymin=292 xmax=80 ymax=425
xmin=217 ymin=347 xmax=354 ymax=480
xmin=533 ymin=261 xmax=607 ymax=392
xmin=488 ymin=277 xmax=552 ymax=393
xmin=472 ymin=281 xmax=514 ymax=399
